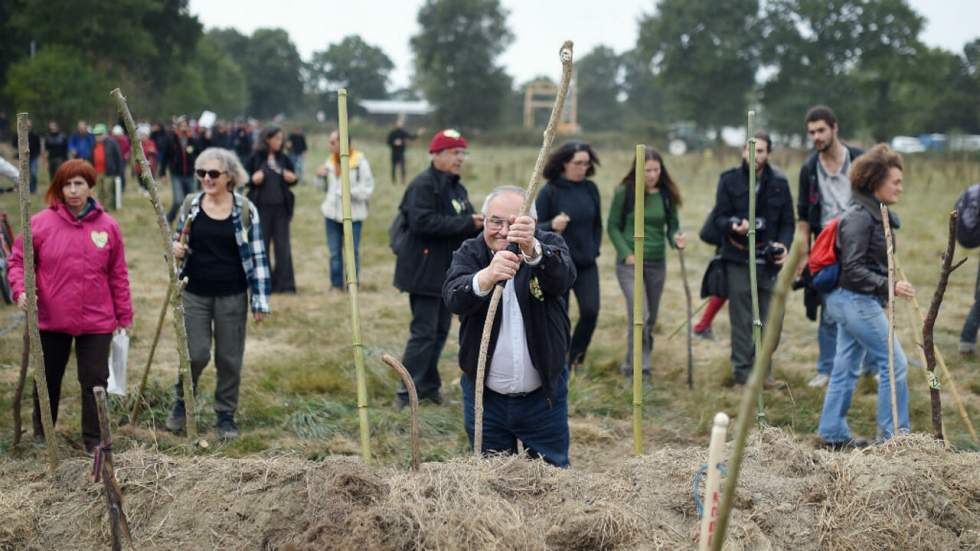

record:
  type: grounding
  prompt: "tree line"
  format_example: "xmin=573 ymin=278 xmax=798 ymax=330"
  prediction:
xmin=1 ymin=0 xmax=977 ymax=141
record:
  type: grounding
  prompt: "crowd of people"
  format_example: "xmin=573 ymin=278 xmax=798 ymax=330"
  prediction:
xmin=3 ymin=101 xmax=968 ymax=465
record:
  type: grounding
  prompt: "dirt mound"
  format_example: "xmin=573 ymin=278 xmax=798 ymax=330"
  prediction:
xmin=0 ymin=428 xmax=977 ymax=550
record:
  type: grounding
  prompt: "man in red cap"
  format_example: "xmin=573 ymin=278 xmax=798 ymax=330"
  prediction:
xmin=393 ymin=129 xmax=484 ymax=409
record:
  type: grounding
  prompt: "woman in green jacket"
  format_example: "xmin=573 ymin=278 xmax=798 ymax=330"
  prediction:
xmin=608 ymin=148 xmax=686 ymax=375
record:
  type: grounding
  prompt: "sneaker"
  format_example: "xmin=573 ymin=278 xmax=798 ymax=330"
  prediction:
xmin=394 ymin=395 xmax=410 ymax=411
xmin=694 ymin=327 xmax=715 ymax=340
xmin=165 ymin=400 xmax=186 ymax=433
xmin=960 ymin=342 xmax=976 ymax=356
xmin=216 ymin=413 xmax=239 ymax=440
xmin=820 ymin=436 xmax=869 ymax=451
xmin=807 ymin=373 xmax=830 ymax=388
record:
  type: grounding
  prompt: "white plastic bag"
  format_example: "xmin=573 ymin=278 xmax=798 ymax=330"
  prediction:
xmin=107 ymin=329 xmax=129 ymax=396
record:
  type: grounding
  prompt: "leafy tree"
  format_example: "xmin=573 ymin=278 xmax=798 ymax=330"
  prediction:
xmin=308 ymin=35 xmax=394 ymax=100
xmin=3 ymin=46 xmax=110 ymax=125
xmin=160 ymin=33 xmax=248 ymax=118
xmin=239 ymin=28 xmax=304 ymax=118
xmin=575 ymin=45 xmax=624 ymax=131
xmin=411 ymin=0 xmax=514 ymax=129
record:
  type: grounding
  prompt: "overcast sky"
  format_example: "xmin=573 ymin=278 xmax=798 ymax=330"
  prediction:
xmin=190 ymin=0 xmax=979 ymax=91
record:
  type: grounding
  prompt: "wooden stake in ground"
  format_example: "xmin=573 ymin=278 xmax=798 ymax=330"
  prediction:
xmin=678 ymin=247 xmax=694 ymax=389
xmin=16 ymin=113 xmax=59 ymax=472
xmin=128 ymin=286 xmax=171 ymax=424
xmin=110 ymin=89 xmax=198 ymax=440
xmin=473 ymin=41 xmax=574 ymax=456
xmin=698 ymin=412 xmax=729 ymax=551
xmin=880 ymin=203 xmax=899 ymax=432
xmin=899 ymin=265 xmax=978 ymax=444
xmin=710 ymin=238 xmax=802 ymax=551
xmin=93 ymin=387 xmax=134 ymax=551
xmin=337 ymin=89 xmax=372 ymax=462
xmin=922 ymin=211 xmax=967 ymax=441
xmin=12 ymin=325 xmax=28 ymax=446
xmin=632 ymin=144 xmax=646 ymax=456
xmin=745 ymin=111 xmax=765 ymax=424
xmin=381 ymin=354 xmax=420 ymax=471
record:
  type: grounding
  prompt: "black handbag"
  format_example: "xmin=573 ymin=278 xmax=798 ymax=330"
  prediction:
xmin=700 ymin=254 xmax=728 ymax=299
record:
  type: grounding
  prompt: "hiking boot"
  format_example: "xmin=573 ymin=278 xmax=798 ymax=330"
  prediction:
xmin=694 ymin=327 xmax=715 ymax=340
xmin=216 ymin=413 xmax=239 ymax=440
xmin=820 ymin=436 xmax=869 ymax=451
xmin=394 ymin=395 xmax=410 ymax=411
xmin=960 ymin=341 xmax=976 ymax=357
xmin=807 ymin=373 xmax=830 ymax=388
xmin=165 ymin=400 xmax=186 ymax=433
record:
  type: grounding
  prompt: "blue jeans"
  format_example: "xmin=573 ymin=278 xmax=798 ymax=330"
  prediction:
xmin=289 ymin=154 xmax=304 ymax=183
xmin=461 ymin=370 xmax=570 ymax=467
xmin=325 ymin=218 xmax=361 ymax=289
xmin=817 ymin=294 xmax=837 ymax=375
xmin=166 ymin=175 xmax=196 ymax=224
xmin=818 ymin=288 xmax=910 ymax=442
xmin=29 ymin=157 xmax=38 ymax=193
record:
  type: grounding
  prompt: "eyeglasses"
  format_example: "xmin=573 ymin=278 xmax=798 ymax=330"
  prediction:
xmin=486 ymin=216 xmax=510 ymax=231
xmin=195 ymin=169 xmax=225 ymax=180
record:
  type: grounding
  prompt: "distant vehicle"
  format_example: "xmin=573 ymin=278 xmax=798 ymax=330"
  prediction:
xmin=950 ymin=135 xmax=980 ymax=152
xmin=890 ymin=136 xmax=925 ymax=154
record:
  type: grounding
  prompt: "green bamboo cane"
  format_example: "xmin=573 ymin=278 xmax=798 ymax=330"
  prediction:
xmin=632 ymin=144 xmax=646 ymax=456
xmin=710 ymin=237 xmax=803 ymax=551
xmin=338 ymin=89 xmax=371 ymax=462
xmin=17 ymin=113 xmax=59 ymax=472
xmin=746 ymin=110 xmax=765 ymax=425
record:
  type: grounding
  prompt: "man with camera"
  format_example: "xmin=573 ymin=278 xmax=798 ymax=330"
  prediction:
xmin=710 ymin=132 xmax=794 ymax=385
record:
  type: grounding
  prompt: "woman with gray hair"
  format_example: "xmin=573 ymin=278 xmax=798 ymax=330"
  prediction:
xmin=165 ymin=147 xmax=271 ymax=439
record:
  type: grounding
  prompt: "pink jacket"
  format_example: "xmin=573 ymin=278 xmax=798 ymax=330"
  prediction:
xmin=8 ymin=201 xmax=133 ymax=335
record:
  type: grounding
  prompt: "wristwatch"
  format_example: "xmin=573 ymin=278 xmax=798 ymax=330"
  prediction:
xmin=522 ymin=239 xmax=542 ymax=262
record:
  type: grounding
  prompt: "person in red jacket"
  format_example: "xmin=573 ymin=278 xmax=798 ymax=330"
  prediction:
xmin=8 ymin=159 xmax=133 ymax=454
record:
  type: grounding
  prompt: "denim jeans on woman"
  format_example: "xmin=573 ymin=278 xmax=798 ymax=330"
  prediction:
xmin=818 ymin=287 xmax=910 ymax=443
xmin=325 ymin=218 xmax=361 ymax=289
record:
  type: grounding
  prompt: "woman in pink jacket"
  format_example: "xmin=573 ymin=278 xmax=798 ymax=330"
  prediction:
xmin=9 ymin=159 xmax=133 ymax=453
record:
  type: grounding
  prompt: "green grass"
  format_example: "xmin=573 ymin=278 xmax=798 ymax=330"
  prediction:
xmin=1 ymin=137 xmax=978 ymax=469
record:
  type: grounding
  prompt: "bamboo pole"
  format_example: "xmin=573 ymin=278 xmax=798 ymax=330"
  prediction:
xmin=473 ymin=41 xmax=574 ymax=456
xmin=899 ymin=265 xmax=978 ymax=444
xmin=745 ymin=111 xmax=765 ymax=424
xmin=17 ymin=113 xmax=59 ymax=472
xmin=12 ymin=325 xmax=28 ymax=446
xmin=667 ymin=297 xmax=711 ymax=341
xmin=632 ymin=144 xmax=646 ymax=456
xmin=880 ymin=203 xmax=899 ymax=432
xmin=678 ymin=247 xmax=694 ymax=389
xmin=110 ymin=89 xmax=198 ymax=440
xmin=381 ymin=354 xmax=420 ymax=471
xmin=698 ymin=412 xmax=730 ymax=551
xmin=129 ymin=286 xmax=171 ymax=424
xmin=338 ymin=89 xmax=372 ymax=462
xmin=93 ymin=387 xmax=134 ymax=551
xmin=711 ymin=238 xmax=802 ymax=551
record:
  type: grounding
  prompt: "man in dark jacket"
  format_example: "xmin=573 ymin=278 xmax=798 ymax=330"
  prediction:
xmin=797 ymin=105 xmax=865 ymax=388
xmin=43 ymin=120 xmax=69 ymax=182
xmin=92 ymin=124 xmax=124 ymax=208
xmin=443 ymin=186 xmax=576 ymax=466
xmin=711 ymin=132 xmax=794 ymax=385
xmin=386 ymin=120 xmax=415 ymax=185
xmin=393 ymin=129 xmax=484 ymax=407
xmin=162 ymin=118 xmax=201 ymax=224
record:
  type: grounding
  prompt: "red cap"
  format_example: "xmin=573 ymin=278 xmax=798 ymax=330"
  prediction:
xmin=429 ymin=129 xmax=467 ymax=153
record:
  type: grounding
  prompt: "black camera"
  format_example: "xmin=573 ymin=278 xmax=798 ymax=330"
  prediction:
xmin=761 ymin=242 xmax=786 ymax=265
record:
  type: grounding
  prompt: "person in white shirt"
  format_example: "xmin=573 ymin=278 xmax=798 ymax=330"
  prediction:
xmin=443 ymin=186 xmax=577 ymax=467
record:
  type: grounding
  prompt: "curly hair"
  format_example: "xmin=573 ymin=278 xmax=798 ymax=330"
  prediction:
xmin=849 ymin=144 xmax=903 ymax=194
xmin=542 ymin=141 xmax=600 ymax=181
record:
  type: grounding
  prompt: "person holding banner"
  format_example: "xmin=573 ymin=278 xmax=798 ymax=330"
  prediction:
xmin=8 ymin=159 xmax=133 ymax=453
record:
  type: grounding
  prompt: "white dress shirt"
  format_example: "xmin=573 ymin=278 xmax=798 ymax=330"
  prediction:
xmin=472 ymin=245 xmax=543 ymax=394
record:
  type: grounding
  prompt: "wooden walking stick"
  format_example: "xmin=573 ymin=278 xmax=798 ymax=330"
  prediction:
xmin=698 ymin=412 xmax=730 ymax=551
xmin=880 ymin=203 xmax=899 ymax=432
xmin=338 ymin=89 xmax=372 ymax=462
xmin=17 ymin=113 xmax=59 ymax=472
xmin=711 ymin=238 xmax=803 ymax=551
xmin=110 ymin=89 xmax=198 ymax=440
xmin=93 ymin=387 xmax=134 ymax=551
xmin=632 ymin=145 xmax=646 ymax=456
xmin=129 ymin=286 xmax=171 ymax=424
xmin=381 ymin=354 xmax=420 ymax=470
xmin=12 ymin=325 xmax=29 ymax=446
xmin=473 ymin=41 xmax=574 ymax=456
xmin=899 ymin=265 xmax=978 ymax=444
xmin=745 ymin=111 xmax=765 ymax=424
xmin=678 ymin=246 xmax=694 ymax=389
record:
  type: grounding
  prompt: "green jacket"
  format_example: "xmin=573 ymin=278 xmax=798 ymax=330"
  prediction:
xmin=607 ymin=185 xmax=679 ymax=263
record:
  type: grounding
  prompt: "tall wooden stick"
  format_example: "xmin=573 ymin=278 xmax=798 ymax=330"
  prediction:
xmin=922 ymin=212 xmax=966 ymax=441
xmin=745 ymin=111 xmax=765 ymax=424
xmin=381 ymin=354 xmax=420 ymax=471
xmin=338 ymin=89 xmax=372 ymax=462
xmin=17 ymin=113 xmax=59 ymax=472
xmin=698 ymin=412 xmax=730 ymax=551
xmin=12 ymin=325 xmax=29 ymax=446
xmin=110 ymin=89 xmax=198 ymax=440
xmin=711 ymin=238 xmax=802 ymax=551
xmin=93 ymin=387 xmax=134 ymax=551
xmin=899 ymin=265 xmax=978 ymax=444
xmin=632 ymin=144 xmax=646 ymax=456
xmin=678 ymin=247 xmax=694 ymax=389
xmin=129 ymin=286 xmax=171 ymax=424
xmin=473 ymin=41 xmax=574 ymax=456
xmin=880 ymin=203 xmax=899 ymax=432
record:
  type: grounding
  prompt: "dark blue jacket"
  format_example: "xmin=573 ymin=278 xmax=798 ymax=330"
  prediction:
xmin=535 ymin=178 xmax=602 ymax=268
xmin=712 ymin=162 xmax=795 ymax=265
xmin=443 ymin=229 xmax=576 ymax=400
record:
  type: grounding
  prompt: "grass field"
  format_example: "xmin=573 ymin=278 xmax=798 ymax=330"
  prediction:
xmin=1 ymin=136 xmax=979 ymax=470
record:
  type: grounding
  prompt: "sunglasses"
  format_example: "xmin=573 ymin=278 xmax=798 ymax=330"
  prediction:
xmin=195 ymin=169 xmax=225 ymax=179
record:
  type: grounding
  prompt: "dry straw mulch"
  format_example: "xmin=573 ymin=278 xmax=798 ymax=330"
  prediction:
xmin=0 ymin=428 xmax=977 ymax=550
